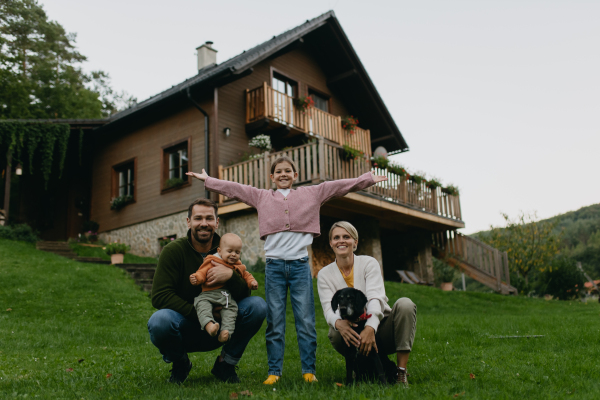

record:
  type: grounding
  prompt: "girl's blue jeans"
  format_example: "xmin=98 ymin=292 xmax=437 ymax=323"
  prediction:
xmin=265 ymin=256 xmax=317 ymax=376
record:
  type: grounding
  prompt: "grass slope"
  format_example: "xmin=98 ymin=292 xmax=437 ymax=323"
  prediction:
xmin=1 ymin=238 xmax=600 ymax=399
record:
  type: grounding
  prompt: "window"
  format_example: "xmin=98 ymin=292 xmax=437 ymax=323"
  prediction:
xmin=308 ymin=89 xmax=329 ymax=113
xmin=111 ymin=158 xmax=136 ymax=204
xmin=272 ymin=72 xmax=297 ymax=97
xmin=162 ymin=138 xmax=191 ymax=192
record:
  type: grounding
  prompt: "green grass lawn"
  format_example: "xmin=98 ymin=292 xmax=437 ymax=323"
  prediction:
xmin=1 ymin=238 xmax=600 ymax=399
xmin=69 ymin=242 xmax=158 ymax=264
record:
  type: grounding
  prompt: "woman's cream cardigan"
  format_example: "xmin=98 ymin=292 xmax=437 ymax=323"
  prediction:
xmin=317 ymin=255 xmax=391 ymax=332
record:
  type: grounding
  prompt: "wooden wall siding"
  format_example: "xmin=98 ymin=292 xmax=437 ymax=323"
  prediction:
xmin=91 ymin=105 xmax=210 ymax=233
xmin=217 ymin=48 xmax=351 ymax=167
xmin=217 ymin=139 xmax=462 ymax=222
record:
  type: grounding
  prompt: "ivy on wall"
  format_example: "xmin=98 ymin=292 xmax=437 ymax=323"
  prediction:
xmin=0 ymin=122 xmax=71 ymax=187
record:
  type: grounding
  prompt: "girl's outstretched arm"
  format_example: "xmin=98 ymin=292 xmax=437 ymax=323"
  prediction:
xmin=186 ymin=169 xmax=209 ymax=181
xmin=186 ymin=169 xmax=263 ymax=208
xmin=312 ymin=171 xmax=386 ymax=204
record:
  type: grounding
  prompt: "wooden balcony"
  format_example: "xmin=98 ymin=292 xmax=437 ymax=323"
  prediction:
xmin=246 ymin=82 xmax=372 ymax=157
xmin=217 ymin=139 xmax=462 ymax=223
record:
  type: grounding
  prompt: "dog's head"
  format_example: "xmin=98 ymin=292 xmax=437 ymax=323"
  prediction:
xmin=331 ymin=287 xmax=368 ymax=321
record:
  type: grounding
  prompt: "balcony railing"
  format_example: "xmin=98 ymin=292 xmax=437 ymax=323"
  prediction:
xmin=218 ymin=139 xmax=462 ymax=221
xmin=246 ymin=82 xmax=372 ymax=157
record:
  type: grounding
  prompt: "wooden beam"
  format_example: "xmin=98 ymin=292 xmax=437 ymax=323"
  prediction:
xmin=327 ymin=69 xmax=357 ymax=86
xmin=370 ymin=134 xmax=395 ymax=144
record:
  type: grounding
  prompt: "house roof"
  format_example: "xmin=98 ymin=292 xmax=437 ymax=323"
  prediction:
xmin=98 ymin=11 xmax=409 ymax=152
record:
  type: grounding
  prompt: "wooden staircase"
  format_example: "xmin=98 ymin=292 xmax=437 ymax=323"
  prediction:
xmin=432 ymin=231 xmax=518 ymax=295
xmin=36 ymin=241 xmax=156 ymax=293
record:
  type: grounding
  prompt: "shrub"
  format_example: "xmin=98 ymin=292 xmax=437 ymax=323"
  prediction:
xmin=104 ymin=242 xmax=130 ymax=255
xmin=539 ymin=256 xmax=585 ymax=300
xmin=82 ymin=221 xmax=99 ymax=233
xmin=0 ymin=224 xmax=40 ymax=243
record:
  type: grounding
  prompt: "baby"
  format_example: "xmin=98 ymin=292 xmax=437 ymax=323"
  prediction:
xmin=189 ymin=233 xmax=258 ymax=343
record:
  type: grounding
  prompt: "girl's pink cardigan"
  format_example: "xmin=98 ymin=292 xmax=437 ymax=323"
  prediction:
xmin=205 ymin=172 xmax=375 ymax=240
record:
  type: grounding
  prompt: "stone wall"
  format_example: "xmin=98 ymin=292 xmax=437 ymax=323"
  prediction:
xmin=98 ymin=209 xmax=383 ymax=276
xmin=217 ymin=211 xmax=264 ymax=265
xmin=98 ymin=211 xmax=189 ymax=257
xmin=98 ymin=209 xmax=266 ymax=261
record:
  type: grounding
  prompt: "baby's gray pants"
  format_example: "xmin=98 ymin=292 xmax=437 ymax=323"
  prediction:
xmin=194 ymin=289 xmax=238 ymax=335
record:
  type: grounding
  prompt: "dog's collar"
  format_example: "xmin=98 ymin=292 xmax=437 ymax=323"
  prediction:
xmin=357 ymin=311 xmax=372 ymax=321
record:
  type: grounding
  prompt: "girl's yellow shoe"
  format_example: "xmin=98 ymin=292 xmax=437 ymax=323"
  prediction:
xmin=303 ymin=373 xmax=318 ymax=382
xmin=263 ymin=375 xmax=280 ymax=385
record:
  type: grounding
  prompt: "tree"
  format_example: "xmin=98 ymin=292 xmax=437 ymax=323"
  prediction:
xmin=0 ymin=0 xmax=135 ymax=119
xmin=480 ymin=212 xmax=561 ymax=284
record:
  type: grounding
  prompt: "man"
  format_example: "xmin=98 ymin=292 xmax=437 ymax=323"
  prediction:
xmin=148 ymin=198 xmax=267 ymax=384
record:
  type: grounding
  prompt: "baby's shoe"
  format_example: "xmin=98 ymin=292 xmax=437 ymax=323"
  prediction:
xmin=303 ymin=373 xmax=318 ymax=382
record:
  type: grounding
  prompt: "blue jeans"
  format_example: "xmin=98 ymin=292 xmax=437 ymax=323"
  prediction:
xmin=147 ymin=296 xmax=266 ymax=365
xmin=265 ymin=257 xmax=317 ymax=376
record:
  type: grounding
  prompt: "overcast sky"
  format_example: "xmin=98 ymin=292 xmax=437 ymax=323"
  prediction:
xmin=42 ymin=0 xmax=600 ymax=233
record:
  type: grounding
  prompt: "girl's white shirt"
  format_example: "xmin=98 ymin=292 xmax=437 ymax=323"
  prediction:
xmin=263 ymin=189 xmax=314 ymax=260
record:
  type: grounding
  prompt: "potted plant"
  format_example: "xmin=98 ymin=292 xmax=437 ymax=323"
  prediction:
xmin=408 ymin=173 xmax=426 ymax=185
xmin=340 ymin=144 xmax=364 ymax=161
xmin=341 ymin=115 xmax=359 ymax=134
xmin=442 ymin=185 xmax=460 ymax=196
xmin=434 ymin=259 xmax=456 ymax=291
xmin=387 ymin=163 xmax=408 ymax=177
xmin=110 ymin=195 xmax=134 ymax=211
xmin=426 ymin=178 xmax=442 ymax=190
xmin=294 ymin=96 xmax=314 ymax=113
xmin=248 ymin=134 xmax=272 ymax=153
xmin=164 ymin=177 xmax=185 ymax=189
xmin=371 ymin=155 xmax=389 ymax=170
xmin=105 ymin=242 xmax=131 ymax=264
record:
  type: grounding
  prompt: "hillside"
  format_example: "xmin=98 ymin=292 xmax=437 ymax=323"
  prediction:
xmin=1 ymin=238 xmax=600 ymax=399
xmin=473 ymin=203 xmax=600 ymax=278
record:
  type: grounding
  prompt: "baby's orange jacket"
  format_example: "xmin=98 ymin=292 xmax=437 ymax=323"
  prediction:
xmin=190 ymin=254 xmax=255 ymax=291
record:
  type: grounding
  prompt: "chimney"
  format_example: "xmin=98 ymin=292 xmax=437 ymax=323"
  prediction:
xmin=196 ymin=41 xmax=217 ymax=70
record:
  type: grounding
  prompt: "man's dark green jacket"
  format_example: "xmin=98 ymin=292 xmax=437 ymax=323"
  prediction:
xmin=151 ymin=230 xmax=250 ymax=321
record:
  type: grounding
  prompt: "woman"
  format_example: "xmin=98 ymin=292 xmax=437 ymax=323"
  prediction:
xmin=317 ymin=221 xmax=417 ymax=386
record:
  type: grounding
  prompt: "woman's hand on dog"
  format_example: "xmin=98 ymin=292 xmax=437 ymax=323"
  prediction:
xmin=359 ymin=326 xmax=378 ymax=356
xmin=335 ymin=319 xmax=361 ymax=348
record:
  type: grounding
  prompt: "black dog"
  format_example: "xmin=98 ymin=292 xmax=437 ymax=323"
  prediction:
xmin=331 ymin=287 xmax=387 ymax=385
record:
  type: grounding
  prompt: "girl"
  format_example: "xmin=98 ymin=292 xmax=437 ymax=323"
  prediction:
xmin=187 ymin=156 xmax=386 ymax=384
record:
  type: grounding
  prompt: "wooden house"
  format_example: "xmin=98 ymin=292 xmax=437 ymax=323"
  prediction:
xmin=6 ymin=11 xmax=515 ymax=294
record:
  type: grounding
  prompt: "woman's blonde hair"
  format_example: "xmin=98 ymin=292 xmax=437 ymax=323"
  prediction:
xmin=328 ymin=221 xmax=359 ymax=251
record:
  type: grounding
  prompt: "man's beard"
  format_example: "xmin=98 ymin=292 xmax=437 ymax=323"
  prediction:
xmin=193 ymin=227 xmax=214 ymax=244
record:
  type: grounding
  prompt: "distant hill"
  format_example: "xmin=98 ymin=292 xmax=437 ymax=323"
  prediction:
xmin=473 ymin=203 xmax=600 ymax=279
